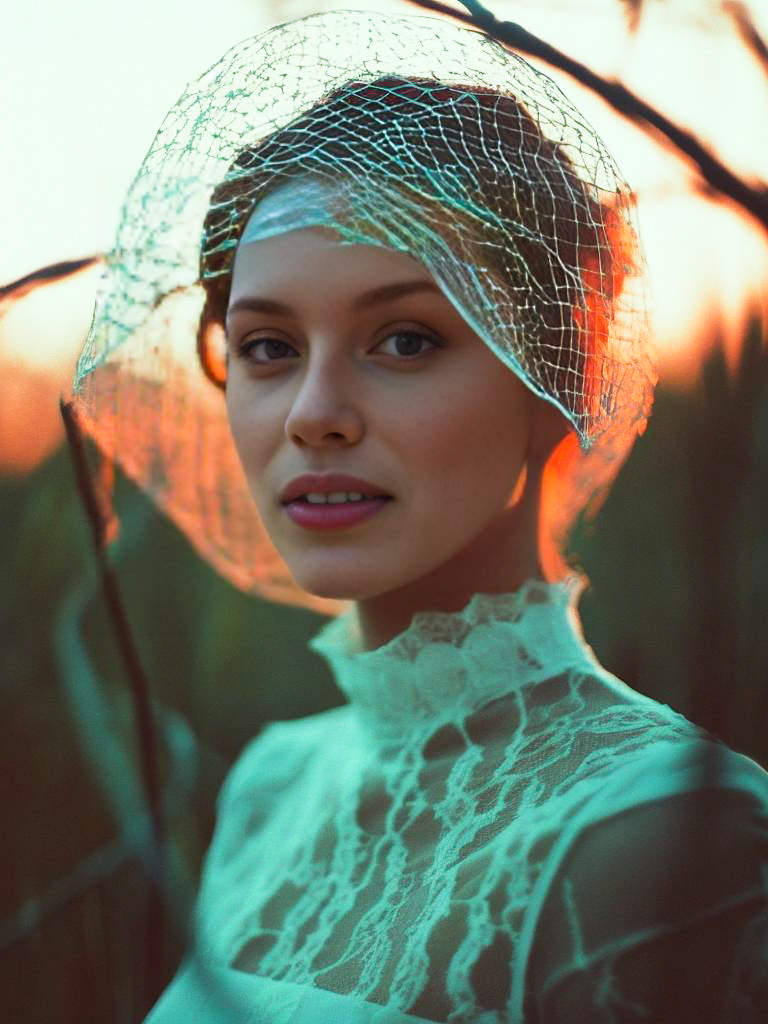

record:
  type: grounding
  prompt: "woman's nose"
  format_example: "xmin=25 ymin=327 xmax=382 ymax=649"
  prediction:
xmin=284 ymin=361 xmax=364 ymax=448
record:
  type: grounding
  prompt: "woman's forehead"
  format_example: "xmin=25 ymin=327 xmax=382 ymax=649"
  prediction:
xmin=231 ymin=227 xmax=434 ymax=302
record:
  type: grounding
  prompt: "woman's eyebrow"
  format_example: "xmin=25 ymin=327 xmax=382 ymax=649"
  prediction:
xmin=226 ymin=279 xmax=440 ymax=319
xmin=351 ymin=279 xmax=440 ymax=310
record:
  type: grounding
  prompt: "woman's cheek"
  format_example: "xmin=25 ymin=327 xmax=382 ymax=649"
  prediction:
xmin=413 ymin=420 xmax=477 ymax=510
xmin=227 ymin=389 xmax=268 ymax=497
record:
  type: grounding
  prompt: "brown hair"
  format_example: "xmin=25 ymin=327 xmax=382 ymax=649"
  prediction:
xmin=196 ymin=75 xmax=630 ymax=417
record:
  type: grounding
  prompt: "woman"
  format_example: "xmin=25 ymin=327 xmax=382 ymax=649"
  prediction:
xmin=72 ymin=10 xmax=768 ymax=1022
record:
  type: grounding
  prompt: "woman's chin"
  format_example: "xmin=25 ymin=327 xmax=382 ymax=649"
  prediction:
xmin=289 ymin=565 xmax=380 ymax=603
xmin=288 ymin=558 xmax=410 ymax=603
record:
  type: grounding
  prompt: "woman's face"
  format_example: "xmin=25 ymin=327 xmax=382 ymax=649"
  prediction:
xmin=225 ymin=227 xmax=533 ymax=602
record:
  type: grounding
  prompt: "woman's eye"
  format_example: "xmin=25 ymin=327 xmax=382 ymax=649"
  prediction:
xmin=234 ymin=331 xmax=439 ymax=365
xmin=238 ymin=337 xmax=299 ymax=363
xmin=375 ymin=331 xmax=441 ymax=358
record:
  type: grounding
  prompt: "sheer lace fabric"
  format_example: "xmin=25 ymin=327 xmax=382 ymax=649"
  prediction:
xmin=529 ymin=771 xmax=768 ymax=1022
xmin=149 ymin=578 xmax=768 ymax=1022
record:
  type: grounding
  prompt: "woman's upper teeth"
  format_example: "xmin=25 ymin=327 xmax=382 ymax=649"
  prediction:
xmin=304 ymin=491 xmax=367 ymax=504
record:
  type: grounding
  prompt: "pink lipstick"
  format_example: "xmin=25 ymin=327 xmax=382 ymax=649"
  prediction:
xmin=284 ymin=496 xmax=391 ymax=530
xmin=279 ymin=472 xmax=393 ymax=532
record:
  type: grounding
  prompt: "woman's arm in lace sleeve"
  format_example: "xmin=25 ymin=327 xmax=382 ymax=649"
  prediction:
xmin=525 ymin=778 xmax=768 ymax=1023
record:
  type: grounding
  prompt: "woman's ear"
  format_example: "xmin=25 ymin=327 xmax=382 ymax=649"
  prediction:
xmin=197 ymin=303 xmax=228 ymax=390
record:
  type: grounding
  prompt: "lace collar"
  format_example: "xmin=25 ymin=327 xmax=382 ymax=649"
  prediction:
xmin=308 ymin=574 xmax=597 ymax=747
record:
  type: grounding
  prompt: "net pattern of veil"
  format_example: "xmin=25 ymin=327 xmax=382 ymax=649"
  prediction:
xmin=71 ymin=9 xmax=656 ymax=613
xmin=146 ymin=579 xmax=768 ymax=1023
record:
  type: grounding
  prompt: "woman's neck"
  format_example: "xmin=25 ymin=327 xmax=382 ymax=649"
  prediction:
xmin=355 ymin=467 xmax=548 ymax=651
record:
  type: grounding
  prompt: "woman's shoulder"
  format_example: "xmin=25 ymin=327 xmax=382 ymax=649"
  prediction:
xmin=199 ymin=704 xmax=356 ymax=899
xmin=522 ymin=670 xmax=768 ymax=897
xmin=218 ymin=703 xmax=355 ymax=808
xmin=520 ymin=661 xmax=736 ymax=817
xmin=569 ymin=659 xmax=711 ymax=737
xmin=560 ymin=732 xmax=768 ymax=877
xmin=554 ymin=661 xmax=768 ymax=831
xmin=522 ymin=734 xmax=768 ymax=1022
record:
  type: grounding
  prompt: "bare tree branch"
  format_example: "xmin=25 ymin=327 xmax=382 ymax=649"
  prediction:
xmin=406 ymin=0 xmax=768 ymax=236
xmin=59 ymin=396 xmax=171 ymax=1006
xmin=722 ymin=1 xmax=768 ymax=76
xmin=405 ymin=0 xmax=476 ymax=25
xmin=0 ymin=255 xmax=99 ymax=306
xmin=59 ymin=398 xmax=167 ymax=878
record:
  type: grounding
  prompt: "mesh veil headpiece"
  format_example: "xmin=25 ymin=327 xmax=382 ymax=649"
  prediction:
xmin=72 ymin=9 xmax=657 ymax=613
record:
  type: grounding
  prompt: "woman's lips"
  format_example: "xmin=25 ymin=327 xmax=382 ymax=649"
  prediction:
xmin=280 ymin=473 xmax=390 ymax=504
xmin=283 ymin=496 xmax=392 ymax=531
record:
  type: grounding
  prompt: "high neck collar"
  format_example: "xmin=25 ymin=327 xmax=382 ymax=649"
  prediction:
xmin=308 ymin=574 xmax=597 ymax=748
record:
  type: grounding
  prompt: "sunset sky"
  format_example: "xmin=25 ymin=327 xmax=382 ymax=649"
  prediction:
xmin=2 ymin=0 xmax=767 ymax=467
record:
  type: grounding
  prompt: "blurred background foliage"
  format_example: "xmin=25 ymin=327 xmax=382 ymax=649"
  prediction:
xmin=2 ymin=318 xmax=768 ymax=1021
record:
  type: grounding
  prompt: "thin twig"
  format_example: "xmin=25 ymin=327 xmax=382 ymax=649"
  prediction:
xmin=0 ymin=255 xmax=100 ymax=304
xmin=59 ymin=400 xmax=166 ymax=860
xmin=406 ymin=0 xmax=768 ymax=236
xmin=60 ymin=398 xmax=170 ymax=1007
xmin=407 ymin=0 xmax=476 ymax=22
xmin=722 ymin=1 xmax=768 ymax=76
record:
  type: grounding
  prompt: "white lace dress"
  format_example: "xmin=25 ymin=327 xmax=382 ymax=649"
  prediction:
xmin=146 ymin=577 xmax=768 ymax=1022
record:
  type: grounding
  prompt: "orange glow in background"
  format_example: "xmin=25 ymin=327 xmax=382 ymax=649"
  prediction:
xmin=2 ymin=0 xmax=766 ymax=471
